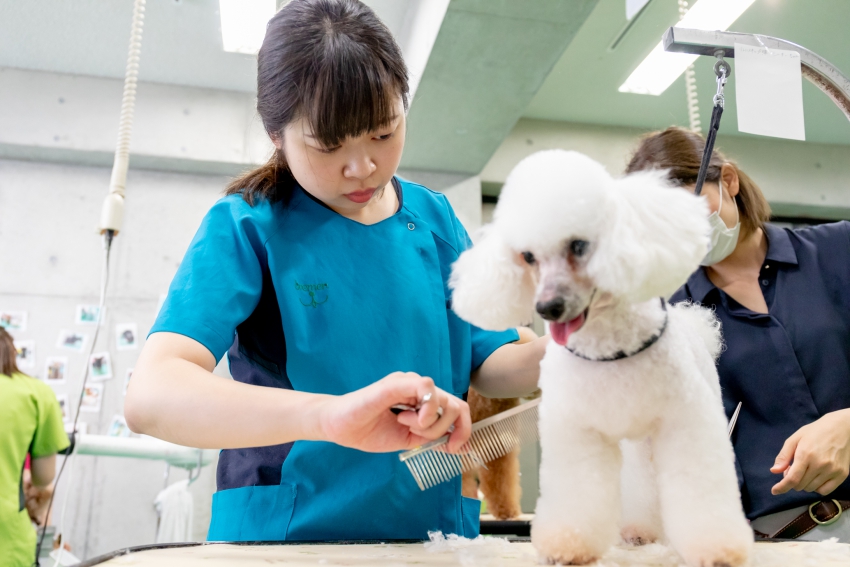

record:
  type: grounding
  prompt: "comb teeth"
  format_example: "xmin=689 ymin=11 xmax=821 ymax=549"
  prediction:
xmin=399 ymin=399 xmax=540 ymax=491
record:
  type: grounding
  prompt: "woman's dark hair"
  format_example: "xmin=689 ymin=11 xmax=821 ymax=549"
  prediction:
xmin=226 ymin=0 xmax=409 ymax=205
xmin=0 ymin=327 xmax=21 ymax=376
xmin=626 ymin=126 xmax=771 ymax=238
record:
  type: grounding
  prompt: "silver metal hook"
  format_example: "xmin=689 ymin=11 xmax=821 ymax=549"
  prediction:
xmin=713 ymin=50 xmax=730 ymax=108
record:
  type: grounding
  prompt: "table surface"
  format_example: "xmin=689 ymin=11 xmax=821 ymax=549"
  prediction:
xmin=86 ymin=539 xmax=850 ymax=567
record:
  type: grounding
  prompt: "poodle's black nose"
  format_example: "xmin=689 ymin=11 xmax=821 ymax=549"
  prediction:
xmin=536 ymin=298 xmax=565 ymax=320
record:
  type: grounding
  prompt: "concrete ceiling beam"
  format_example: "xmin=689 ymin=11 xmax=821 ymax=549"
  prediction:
xmin=400 ymin=0 xmax=599 ymax=175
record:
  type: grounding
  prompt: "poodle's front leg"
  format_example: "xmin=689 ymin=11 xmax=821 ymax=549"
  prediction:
xmin=654 ymin=408 xmax=752 ymax=567
xmin=533 ymin=426 xmax=621 ymax=565
xmin=619 ymin=438 xmax=662 ymax=545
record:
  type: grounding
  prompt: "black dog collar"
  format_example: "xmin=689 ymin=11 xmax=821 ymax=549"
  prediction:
xmin=566 ymin=298 xmax=668 ymax=362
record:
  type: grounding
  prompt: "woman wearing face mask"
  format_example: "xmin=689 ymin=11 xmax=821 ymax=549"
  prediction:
xmin=626 ymin=126 xmax=850 ymax=541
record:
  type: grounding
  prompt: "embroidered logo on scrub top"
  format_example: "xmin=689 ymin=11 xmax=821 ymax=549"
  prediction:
xmin=294 ymin=280 xmax=329 ymax=308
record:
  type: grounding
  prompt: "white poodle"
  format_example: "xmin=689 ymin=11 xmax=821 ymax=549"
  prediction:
xmin=450 ymin=150 xmax=752 ymax=566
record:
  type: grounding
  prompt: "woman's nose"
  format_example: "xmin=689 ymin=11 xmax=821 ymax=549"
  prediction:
xmin=343 ymin=153 xmax=376 ymax=180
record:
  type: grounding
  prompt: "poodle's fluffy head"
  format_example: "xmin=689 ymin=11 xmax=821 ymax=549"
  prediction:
xmin=449 ymin=150 xmax=710 ymax=335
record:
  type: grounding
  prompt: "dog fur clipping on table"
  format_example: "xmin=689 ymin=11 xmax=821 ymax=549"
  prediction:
xmin=450 ymin=150 xmax=752 ymax=566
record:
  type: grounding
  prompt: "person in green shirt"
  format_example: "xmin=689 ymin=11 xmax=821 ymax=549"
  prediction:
xmin=0 ymin=327 xmax=69 ymax=567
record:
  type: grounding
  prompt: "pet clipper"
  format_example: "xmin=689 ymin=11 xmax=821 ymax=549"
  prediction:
xmin=398 ymin=398 xmax=540 ymax=490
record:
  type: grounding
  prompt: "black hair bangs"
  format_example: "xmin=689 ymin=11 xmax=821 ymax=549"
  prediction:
xmin=302 ymin=32 xmax=407 ymax=149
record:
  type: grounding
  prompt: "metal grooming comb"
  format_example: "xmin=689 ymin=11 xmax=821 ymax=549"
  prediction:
xmin=399 ymin=398 xmax=540 ymax=491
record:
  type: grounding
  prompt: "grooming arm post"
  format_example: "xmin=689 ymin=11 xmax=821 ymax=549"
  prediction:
xmin=663 ymin=27 xmax=850 ymax=122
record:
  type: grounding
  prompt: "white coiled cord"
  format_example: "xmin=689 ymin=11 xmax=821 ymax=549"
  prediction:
xmin=678 ymin=0 xmax=701 ymax=133
xmin=99 ymin=0 xmax=146 ymax=234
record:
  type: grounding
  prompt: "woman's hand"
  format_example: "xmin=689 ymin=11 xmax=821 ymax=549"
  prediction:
xmin=319 ymin=372 xmax=471 ymax=453
xmin=22 ymin=469 xmax=54 ymax=526
xmin=771 ymin=409 xmax=850 ymax=496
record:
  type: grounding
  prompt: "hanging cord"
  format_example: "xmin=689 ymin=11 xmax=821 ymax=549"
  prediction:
xmin=694 ymin=51 xmax=731 ymax=196
xmin=34 ymin=0 xmax=146 ymax=563
xmin=678 ymin=0 xmax=701 ymax=132
xmin=99 ymin=0 xmax=146 ymax=234
xmin=34 ymin=234 xmax=114 ymax=566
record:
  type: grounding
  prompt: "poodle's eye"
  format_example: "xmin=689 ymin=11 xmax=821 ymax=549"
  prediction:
xmin=569 ymin=239 xmax=590 ymax=258
xmin=521 ymin=251 xmax=535 ymax=265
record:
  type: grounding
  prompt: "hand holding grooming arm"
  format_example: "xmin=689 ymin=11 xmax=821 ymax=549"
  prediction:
xmin=125 ymin=332 xmax=470 ymax=452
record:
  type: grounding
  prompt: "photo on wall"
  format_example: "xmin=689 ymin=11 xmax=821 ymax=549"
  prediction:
xmin=0 ymin=310 xmax=27 ymax=332
xmin=57 ymin=329 xmax=88 ymax=353
xmin=88 ymin=352 xmax=113 ymax=382
xmin=108 ymin=415 xmax=132 ymax=438
xmin=45 ymin=356 xmax=68 ymax=385
xmin=115 ymin=323 xmax=139 ymax=351
xmin=75 ymin=305 xmax=104 ymax=326
xmin=14 ymin=340 xmax=35 ymax=369
xmin=56 ymin=394 xmax=69 ymax=421
xmin=80 ymin=383 xmax=104 ymax=413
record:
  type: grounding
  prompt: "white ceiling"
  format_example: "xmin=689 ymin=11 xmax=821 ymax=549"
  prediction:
xmin=0 ymin=0 xmax=415 ymax=93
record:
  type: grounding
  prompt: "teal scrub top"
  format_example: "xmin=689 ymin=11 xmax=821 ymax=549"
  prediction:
xmin=150 ymin=178 xmax=518 ymax=541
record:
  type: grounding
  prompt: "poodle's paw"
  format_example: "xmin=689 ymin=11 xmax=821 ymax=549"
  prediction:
xmin=620 ymin=524 xmax=659 ymax=546
xmin=677 ymin=544 xmax=750 ymax=567
xmin=485 ymin=500 xmax=522 ymax=521
xmin=532 ymin=523 xmax=600 ymax=565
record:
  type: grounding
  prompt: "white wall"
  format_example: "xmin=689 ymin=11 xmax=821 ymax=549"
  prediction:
xmin=0 ymin=158 xmax=224 ymax=559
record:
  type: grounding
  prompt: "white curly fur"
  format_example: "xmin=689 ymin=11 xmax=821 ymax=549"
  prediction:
xmin=449 ymin=150 xmax=752 ymax=567
xmin=448 ymin=226 xmax=536 ymax=330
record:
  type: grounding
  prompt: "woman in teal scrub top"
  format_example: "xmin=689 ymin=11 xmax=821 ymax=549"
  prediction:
xmin=126 ymin=0 xmax=546 ymax=542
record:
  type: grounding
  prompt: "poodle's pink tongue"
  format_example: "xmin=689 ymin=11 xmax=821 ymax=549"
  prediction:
xmin=550 ymin=313 xmax=586 ymax=347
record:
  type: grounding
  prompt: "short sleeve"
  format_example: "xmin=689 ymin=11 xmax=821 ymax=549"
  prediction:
xmin=31 ymin=384 xmax=69 ymax=458
xmin=149 ymin=196 xmax=272 ymax=361
xmin=443 ymin=197 xmax=520 ymax=370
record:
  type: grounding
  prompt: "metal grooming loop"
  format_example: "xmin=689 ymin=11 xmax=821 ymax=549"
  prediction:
xmin=663 ymin=27 xmax=850 ymax=123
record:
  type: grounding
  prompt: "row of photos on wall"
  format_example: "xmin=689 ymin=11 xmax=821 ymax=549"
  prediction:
xmin=1 ymin=297 xmax=165 ymax=438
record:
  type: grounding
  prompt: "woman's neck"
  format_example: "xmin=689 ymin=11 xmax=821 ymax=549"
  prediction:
xmin=706 ymin=226 xmax=768 ymax=285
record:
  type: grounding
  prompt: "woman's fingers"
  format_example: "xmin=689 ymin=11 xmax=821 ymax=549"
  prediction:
xmin=802 ymin=470 xmax=832 ymax=493
xmin=392 ymin=383 xmax=471 ymax=450
xmin=816 ymin=476 xmax=845 ymax=496
xmin=772 ymin=458 xmax=808 ymax=495
xmin=771 ymin=431 xmax=802 ymax=473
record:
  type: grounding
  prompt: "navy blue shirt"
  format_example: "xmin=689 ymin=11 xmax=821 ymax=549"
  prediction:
xmin=671 ymin=222 xmax=850 ymax=520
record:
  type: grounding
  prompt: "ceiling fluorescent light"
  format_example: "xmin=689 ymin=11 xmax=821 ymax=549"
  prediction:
xmin=220 ymin=0 xmax=276 ymax=55
xmin=619 ymin=0 xmax=756 ymax=95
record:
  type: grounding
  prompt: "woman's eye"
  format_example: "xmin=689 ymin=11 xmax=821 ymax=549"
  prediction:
xmin=569 ymin=239 xmax=589 ymax=257
xmin=521 ymin=251 xmax=535 ymax=265
xmin=317 ymin=146 xmax=340 ymax=154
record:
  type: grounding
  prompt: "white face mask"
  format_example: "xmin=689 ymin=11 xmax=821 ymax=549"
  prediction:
xmin=700 ymin=180 xmax=740 ymax=266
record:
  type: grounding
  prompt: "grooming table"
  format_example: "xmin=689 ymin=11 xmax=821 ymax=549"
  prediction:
xmin=78 ymin=539 xmax=850 ymax=566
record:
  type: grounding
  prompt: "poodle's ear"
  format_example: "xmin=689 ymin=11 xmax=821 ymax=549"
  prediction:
xmin=449 ymin=226 xmax=536 ymax=331
xmin=587 ymin=171 xmax=710 ymax=302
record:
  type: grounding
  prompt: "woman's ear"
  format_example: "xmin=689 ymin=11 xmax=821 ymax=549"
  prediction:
xmin=449 ymin=227 xmax=536 ymax=331
xmin=270 ymin=132 xmax=283 ymax=151
xmin=587 ymin=171 xmax=710 ymax=302
xmin=721 ymin=163 xmax=740 ymax=198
